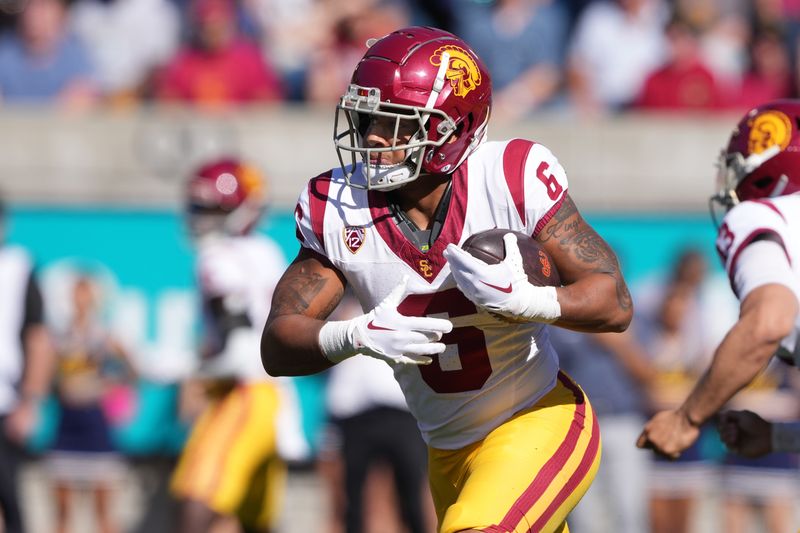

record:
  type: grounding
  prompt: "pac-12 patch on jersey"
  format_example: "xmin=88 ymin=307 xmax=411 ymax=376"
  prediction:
xmin=343 ymin=226 xmax=366 ymax=254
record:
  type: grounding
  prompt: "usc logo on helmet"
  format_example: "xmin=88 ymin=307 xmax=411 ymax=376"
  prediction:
xmin=748 ymin=110 xmax=792 ymax=155
xmin=430 ymin=45 xmax=482 ymax=98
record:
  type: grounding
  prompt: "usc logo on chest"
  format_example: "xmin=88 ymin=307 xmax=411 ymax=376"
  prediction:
xmin=418 ymin=259 xmax=434 ymax=278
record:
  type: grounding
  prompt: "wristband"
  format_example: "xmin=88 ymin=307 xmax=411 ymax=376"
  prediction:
xmin=318 ymin=320 xmax=357 ymax=364
xmin=519 ymin=285 xmax=561 ymax=323
xmin=771 ymin=422 xmax=800 ymax=453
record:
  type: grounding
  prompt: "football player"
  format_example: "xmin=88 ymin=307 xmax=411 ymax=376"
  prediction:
xmin=261 ymin=27 xmax=633 ymax=533
xmin=637 ymin=99 xmax=800 ymax=460
xmin=170 ymin=158 xmax=307 ymax=533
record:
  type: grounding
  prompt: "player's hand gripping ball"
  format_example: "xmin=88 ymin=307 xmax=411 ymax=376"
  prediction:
xmin=444 ymin=229 xmax=562 ymax=324
xmin=460 ymin=229 xmax=560 ymax=287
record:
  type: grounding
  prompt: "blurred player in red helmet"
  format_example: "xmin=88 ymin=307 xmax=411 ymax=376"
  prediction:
xmin=638 ymin=100 xmax=800 ymax=459
xmin=185 ymin=157 xmax=266 ymax=239
xmin=261 ymin=26 xmax=633 ymax=533
xmin=171 ymin=157 xmax=308 ymax=533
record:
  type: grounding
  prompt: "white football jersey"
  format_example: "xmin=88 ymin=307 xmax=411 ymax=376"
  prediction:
xmin=198 ymin=234 xmax=286 ymax=330
xmin=295 ymin=139 xmax=568 ymax=449
xmin=197 ymin=233 xmax=287 ymax=380
xmin=716 ymin=193 xmax=800 ymax=365
xmin=197 ymin=233 xmax=311 ymax=461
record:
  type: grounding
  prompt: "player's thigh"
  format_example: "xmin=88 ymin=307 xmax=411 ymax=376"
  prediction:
xmin=431 ymin=373 xmax=601 ymax=533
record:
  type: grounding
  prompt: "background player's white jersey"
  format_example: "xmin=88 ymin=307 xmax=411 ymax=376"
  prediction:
xmin=196 ymin=233 xmax=287 ymax=380
xmin=197 ymin=233 xmax=310 ymax=461
xmin=716 ymin=193 xmax=800 ymax=365
xmin=295 ymin=139 xmax=568 ymax=449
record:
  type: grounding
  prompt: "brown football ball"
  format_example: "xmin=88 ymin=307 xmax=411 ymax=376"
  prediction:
xmin=461 ymin=229 xmax=561 ymax=286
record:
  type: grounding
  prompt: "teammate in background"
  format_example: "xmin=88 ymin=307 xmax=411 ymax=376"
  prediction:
xmin=637 ymin=99 xmax=800 ymax=460
xmin=262 ymin=26 xmax=633 ymax=533
xmin=170 ymin=159 xmax=308 ymax=533
xmin=0 ymin=194 xmax=56 ymax=533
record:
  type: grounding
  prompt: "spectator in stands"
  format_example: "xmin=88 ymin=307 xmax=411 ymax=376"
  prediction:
xmin=304 ymin=0 xmax=409 ymax=104
xmin=635 ymin=250 xmax=719 ymax=533
xmin=552 ymin=327 xmax=655 ymax=533
xmin=640 ymin=284 xmax=712 ymax=533
xmin=318 ymin=292 xmax=433 ymax=533
xmin=673 ymin=0 xmax=749 ymax=87
xmin=635 ymin=14 xmax=724 ymax=111
xmin=451 ymin=0 xmax=568 ymax=121
xmin=567 ymin=0 xmax=668 ymax=115
xmin=241 ymin=0 xmax=327 ymax=101
xmin=46 ymin=274 xmax=134 ymax=533
xmin=155 ymin=0 xmax=283 ymax=107
xmin=717 ymin=360 xmax=800 ymax=533
xmin=70 ymin=0 xmax=180 ymax=105
xmin=732 ymin=26 xmax=793 ymax=111
xmin=0 ymin=0 xmax=97 ymax=109
xmin=0 ymin=194 xmax=56 ymax=533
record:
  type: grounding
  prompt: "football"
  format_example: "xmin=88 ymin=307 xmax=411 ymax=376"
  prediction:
xmin=461 ymin=229 xmax=561 ymax=286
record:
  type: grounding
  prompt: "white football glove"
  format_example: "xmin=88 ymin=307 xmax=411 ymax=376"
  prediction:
xmin=443 ymin=233 xmax=561 ymax=323
xmin=318 ymin=276 xmax=453 ymax=365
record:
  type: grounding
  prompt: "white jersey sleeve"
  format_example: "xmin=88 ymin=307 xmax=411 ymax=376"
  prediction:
xmin=717 ymin=195 xmax=800 ymax=365
xmin=716 ymin=200 xmax=794 ymax=299
xmin=293 ymin=172 xmax=332 ymax=258
xmin=486 ymin=139 xmax=569 ymax=236
xmin=524 ymin=142 xmax=569 ymax=236
xmin=732 ymin=240 xmax=798 ymax=301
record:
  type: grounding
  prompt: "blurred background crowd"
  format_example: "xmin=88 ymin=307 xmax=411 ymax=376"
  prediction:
xmin=0 ymin=0 xmax=800 ymax=116
xmin=0 ymin=0 xmax=799 ymax=532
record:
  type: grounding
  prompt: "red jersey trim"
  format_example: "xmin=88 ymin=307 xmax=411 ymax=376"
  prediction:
xmin=368 ymin=167 xmax=469 ymax=284
xmin=751 ymin=199 xmax=786 ymax=222
xmin=307 ymin=172 xmax=333 ymax=253
xmin=502 ymin=139 xmax=536 ymax=226
xmin=532 ymin=191 xmax=567 ymax=238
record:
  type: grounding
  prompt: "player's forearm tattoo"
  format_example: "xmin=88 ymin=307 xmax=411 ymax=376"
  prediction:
xmin=541 ymin=196 xmax=632 ymax=310
xmin=271 ymin=263 xmax=343 ymax=319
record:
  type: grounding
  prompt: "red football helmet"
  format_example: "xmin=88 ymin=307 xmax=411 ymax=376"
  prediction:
xmin=712 ymin=99 xmax=800 ymax=219
xmin=186 ymin=158 xmax=267 ymax=237
xmin=334 ymin=26 xmax=492 ymax=190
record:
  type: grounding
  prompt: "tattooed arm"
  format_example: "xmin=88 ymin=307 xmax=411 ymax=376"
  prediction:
xmin=537 ymin=194 xmax=632 ymax=332
xmin=261 ymin=247 xmax=346 ymax=376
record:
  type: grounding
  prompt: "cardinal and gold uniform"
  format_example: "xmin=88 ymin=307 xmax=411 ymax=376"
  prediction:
xmin=295 ymin=139 xmax=600 ymax=532
xmin=171 ymin=234 xmax=306 ymax=530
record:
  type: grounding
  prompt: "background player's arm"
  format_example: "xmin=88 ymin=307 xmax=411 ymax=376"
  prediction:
xmin=261 ymin=247 xmax=346 ymax=376
xmin=537 ymin=194 xmax=632 ymax=332
xmin=677 ymin=283 xmax=797 ymax=425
